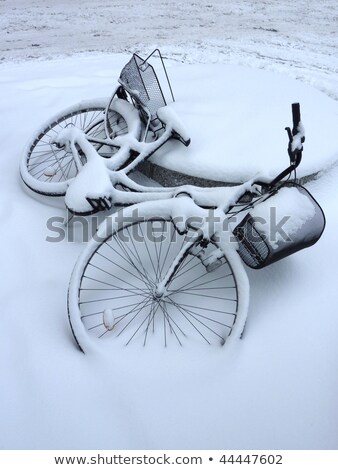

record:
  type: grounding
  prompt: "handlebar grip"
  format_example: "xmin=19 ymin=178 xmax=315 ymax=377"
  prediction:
xmin=292 ymin=102 xmax=301 ymax=136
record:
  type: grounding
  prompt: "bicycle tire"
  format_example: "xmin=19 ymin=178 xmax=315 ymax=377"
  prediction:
xmin=68 ymin=201 xmax=249 ymax=353
xmin=20 ymin=98 xmax=141 ymax=196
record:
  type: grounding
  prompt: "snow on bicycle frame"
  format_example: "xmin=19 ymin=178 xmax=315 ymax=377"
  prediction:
xmin=19 ymin=49 xmax=190 ymax=205
xmin=57 ymin=100 xmax=325 ymax=352
xmin=47 ymin=51 xmax=191 ymax=214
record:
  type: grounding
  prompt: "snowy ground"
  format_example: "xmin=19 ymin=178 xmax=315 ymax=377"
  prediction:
xmin=151 ymin=64 xmax=338 ymax=182
xmin=0 ymin=0 xmax=338 ymax=451
xmin=1 ymin=0 xmax=338 ymax=100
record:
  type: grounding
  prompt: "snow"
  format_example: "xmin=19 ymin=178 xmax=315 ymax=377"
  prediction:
xmin=59 ymin=127 xmax=113 ymax=214
xmin=109 ymin=97 xmax=141 ymax=140
xmin=150 ymin=64 xmax=338 ymax=182
xmin=156 ymin=106 xmax=190 ymax=144
xmin=1 ymin=0 xmax=338 ymax=452
xmin=1 ymin=0 xmax=338 ymax=101
xmin=250 ymin=187 xmax=316 ymax=248
xmin=291 ymin=122 xmax=306 ymax=153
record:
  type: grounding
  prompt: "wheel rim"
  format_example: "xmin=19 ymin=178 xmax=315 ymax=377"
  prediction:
xmin=76 ymin=219 xmax=240 ymax=347
xmin=26 ymin=107 xmax=128 ymax=186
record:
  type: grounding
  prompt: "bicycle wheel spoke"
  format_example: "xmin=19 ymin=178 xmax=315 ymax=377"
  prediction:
xmin=170 ymin=258 xmax=202 ymax=282
xmin=81 ymin=310 xmax=104 ymax=319
xmin=73 ymin=215 xmax=242 ymax=349
xmin=56 ymin=156 xmax=73 ymax=178
xmin=172 ymin=290 xmax=236 ymax=302
xmin=24 ymin=106 xmax=129 ymax=189
xmin=126 ymin=300 xmax=161 ymax=346
xmin=30 ymin=153 xmax=74 ymax=181
xmin=179 ymin=285 xmax=236 ymax=291
xmin=170 ymin=272 xmax=233 ymax=294
xmin=85 ymin=111 xmax=104 ymax=131
xmin=88 ymin=322 xmax=104 ymax=331
xmin=96 ymin=250 xmax=152 ymax=290
xmin=114 ymin=228 xmax=155 ymax=288
xmin=113 ymin=295 xmax=153 ymax=327
xmin=159 ymin=301 xmax=184 ymax=346
xmin=58 ymin=158 xmax=74 ymax=182
xmin=163 ymin=305 xmax=167 ymax=347
xmin=88 ymin=262 xmax=145 ymax=293
xmin=28 ymin=148 xmax=64 ymax=163
xmin=165 ymin=297 xmax=211 ymax=344
xmin=160 ymin=221 xmax=176 ymax=272
xmin=138 ymin=223 xmax=158 ymax=279
xmin=85 ymin=294 xmax=153 ymax=340
xmin=172 ymin=299 xmax=237 ymax=314
xmin=79 ymin=291 xmax=147 ymax=305
xmin=169 ymin=300 xmax=234 ymax=326
xmin=29 ymin=152 xmax=67 ymax=174
xmin=143 ymin=301 xmax=158 ymax=346
xmin=82 ymin=275 xmax=149 ymax=296
xmin=152 ymin=220 xmax=168 ymax=284
xmin=106 ymin=237 xmax=154 ymax=290
xmin=167 ymin=297 xmax=227 ymax=343
xmin=117 ymin=296 xmax=154 ymax=339
xmin=169 ymin=246 xmax=203 ymax=279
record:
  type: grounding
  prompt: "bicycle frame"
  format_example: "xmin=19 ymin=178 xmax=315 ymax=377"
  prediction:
xmin=64 ymin=99 xmax=327 ymax=351
xmin=52 ymin=89 xmax=191 ymax=215
xmin=20 ymin=48 xmax=326 ymax=350
xmin=60 ymin=100 xmax=315 ymax=292
xmin=55 ymin=83 xmax=306 ymax=213
xmin=55 ymin=120 xmax=258 ymax=214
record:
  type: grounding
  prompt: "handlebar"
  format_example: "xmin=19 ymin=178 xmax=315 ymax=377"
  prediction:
xmin=287 ymin=102 xmax=305 ymax=163
xmin=292 ymin=102 xmax=301 ymax=136
xmin=262 ymin=102 xmax=305 ymax=190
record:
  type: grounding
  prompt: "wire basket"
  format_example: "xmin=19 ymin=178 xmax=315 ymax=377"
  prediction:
xmin=233 ymin=183 xmax=326 ymax=269
xmin=118 ymin=49 xmax=174 ymax=123
xmin=234 ymin=216 xmax=271 ymax=269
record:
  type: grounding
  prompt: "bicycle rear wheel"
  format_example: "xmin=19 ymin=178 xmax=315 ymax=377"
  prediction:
xmin=68 ymin=203 xmax=249 ymax=353
xmin=20 ymin=98 xmax=141 ymax=196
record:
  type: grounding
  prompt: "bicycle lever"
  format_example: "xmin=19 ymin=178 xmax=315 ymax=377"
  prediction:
xmin=285 ymin=126 xmax=293 ymax=143
xmin=285 ymin=126 xmax=304 ymax=165
xmin=285 ymin=126 xmax=296 ymax=164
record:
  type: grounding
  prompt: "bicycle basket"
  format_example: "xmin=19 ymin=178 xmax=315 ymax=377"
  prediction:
xmin=118 ymin=50 xmax=171 ymax=121
xmin=233 ymin=183 xmax=326 ymax=269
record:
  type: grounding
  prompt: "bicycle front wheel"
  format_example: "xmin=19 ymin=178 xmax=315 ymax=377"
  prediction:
xmin=68 ymin=202 xmax=249 ymax=353
xmin=20 ymin=98 xmax=141 ymax=196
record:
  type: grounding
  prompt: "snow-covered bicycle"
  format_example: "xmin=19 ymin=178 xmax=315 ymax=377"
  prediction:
xmin=65 ymin=103 xmax=324 ymax=353
xmin=20 ymin=49 xmax=190 ymax=213
xmin=20 ymin=52 xmax=325 ymax=353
